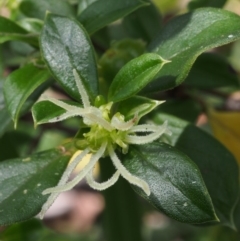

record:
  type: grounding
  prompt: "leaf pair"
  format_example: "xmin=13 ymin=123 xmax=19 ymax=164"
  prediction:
xmin=40 ymin=13 xmax=167 ymax=104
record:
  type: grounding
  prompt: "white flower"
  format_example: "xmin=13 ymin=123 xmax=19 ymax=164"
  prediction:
xmin=38 ymin=69 xmax=171 ymax=218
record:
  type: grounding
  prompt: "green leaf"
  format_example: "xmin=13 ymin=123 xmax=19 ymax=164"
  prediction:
xmin=99 ymin=39 xmax=145 ymax=82
xmin=32 ymin=100 xmax=81 ymax=126
xmin=153 ymin=113 xmax=239 ymax=228
xmin=0 ymin=219 xmax=44 ymax=241
xmin=184 ymin=53 xmax=239 ymax=89
xmin=99 ymin=39 xmax=145 ymax=85
xmin=3 ymin=64 xmax=50 ymax=128
xmin=0 ymin=219 xmax=92 ymax=241
xmin=156 ymin=99 xmax=202 ymax=123
xmin=123 ymin=1 xmax=161 ymax=42
xmin=20 ymin=0 xmax=75 ymax=20
xmin=0 ymin=219 xmax=91 ymax=241
xmin=108 ymin=53 xmax=168 ymax=102
xmin=117 ymin=96 xmax=163 ymax=121
xmin=0 ymin=147 xmax=72 ymax=225
xmin=18 ymin=18 xmax=43 ymax=33
xmin=78 ymin=0 xmax=148 ymax=34
xmin=188 ymin=0 xmax=227 ymax=10
xmin=77 ymin=0 xmax=97 ymax=15
xmin=0 ymin=130 xmax=33 ymax=161
xmin=124 ymin=142 xmax=218 ymax=224
xmin=0 ymin=81 xmax=12 ymax=137
xmin=40 ymin=13 xmax=98 ymax=102
xmin=145 ymin=8 xmax=240 ymax=93
xmin=0 ymin=16 xmax=38 ymax=47
xmin=0 ymin=107 xmax=12 ymax=137
xmin=36 ymin=131 xmax=67 ymax=152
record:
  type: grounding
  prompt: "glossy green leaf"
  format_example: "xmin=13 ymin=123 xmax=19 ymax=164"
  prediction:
xmin=99 ymin=39 xmax=145 ymax=84
xmin=20 ymin=0 xmax=75 ymax=20
xmin=117 ymin=96 xmax=163 ymax=121
xmin=77 ymin=0 xmax=97 ymax=15
xmin=0 ymin=107 xmax=12 ymax=137
xmin=40 ymin=13 xmax=98 ymax=102
xmin=156 ymin=99 xmax=202 ymax=123
xmin=185 ymin=53 xmax=239 ymax=88
xmin=78 ymin=0 xmax=148 ymax=34
xmin=153 ymin=113 xmax=239 ymax=228
xmin=0 ymin=80 xmax=12 ymax=137
xmin=188 ymin=0 xmax=227 ymax=10
xmin=0 ymin=16 xmax=38 ymax=47
xmin=123 ymin=1 xmax=161 ymax=42
xmin=18 ymin=18 xmax=43 ymax=33
xmin=124 ymin=142 xmax=218 ymax=224
xmin=0 ymin=147 xmax=72 ymax=225
xmin=3 ymin=64 xmax=50 ymax=128
xmin=32 ymin=100 xmax=81 ymax=126
xmin=145 ymin=8 xmax=240 ymax=93
xmin=108 ymin=53 xmax=168 ymax=102
xmin=0 ymin=130 xmax=33 ymax=161
xmin=36 ymin=130 xmax=67 ymax=153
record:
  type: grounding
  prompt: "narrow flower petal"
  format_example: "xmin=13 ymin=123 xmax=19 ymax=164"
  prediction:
xmin=73 ymin=69 xmax=91 ymax=108
xmin=111 ymin=114 xmax=137 ymax=131
xmin=108 ymin=144 xmax=150 ymax=196
xmin=46 ymin=110 xmax=80 ymax=123
xmin=40 ymin=96 xmax=81 ymax=111
xmin=85 ymin=110 xmax=113 ymax=131
xmin=43 ymin=107 xmax=102 ymax=124
xmin=86 ymin=168 xmax=120 ymax=191
xmin=43 ymin=142 xmax=107 ymax=194
xmin=128 ymin=124 xmax=161 ymax=133
xmin=40 ymin=149 xmax=90 ymax=218
xmin=126 ymin=121 xmax=171 ymax=144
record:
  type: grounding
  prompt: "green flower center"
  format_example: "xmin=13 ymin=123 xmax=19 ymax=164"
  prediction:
xmin=84 ymin=124 xmax=128 ymax=153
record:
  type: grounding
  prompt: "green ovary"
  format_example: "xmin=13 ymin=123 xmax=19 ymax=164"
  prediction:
xmin=84 ymin=124 xmax=128 ymax=153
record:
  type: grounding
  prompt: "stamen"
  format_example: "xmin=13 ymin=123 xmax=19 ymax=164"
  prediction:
xmin=43 ymin=142 xmax=107 ymax=194
xmin=40 ymin=149 xmax=89 ymax=218
xmin=86 ymin=168 xmax=120 ymax=191
xmin=126 ymin=121 xmax=171 ymax=144
xmin=108 ymin=144 xmax=150 ymax=196
xmin=73 ymin=69 xmax=91 ymax=108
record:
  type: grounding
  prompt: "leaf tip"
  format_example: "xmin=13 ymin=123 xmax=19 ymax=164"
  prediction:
xmin=214 ymin=213 xmax=220 ymax=223
xmin=44 ymin=10 xmax=53 ymax=20
xmin=163 ymin=59 xmax=171 ymax=64
xmin=152 ymin=53 xmax=171 ymax=68
xmin=13 ymin=119 xmax=18 ymax=130
xmin=45 ymin=10 xmax=52 ymax=16
xmin=33 ymin=121 xmax=38 ymax=129
xmin=155 ymin=100 xmax=165 ymax=106
xmin=158 ymin=55 xmax=171 ymax=65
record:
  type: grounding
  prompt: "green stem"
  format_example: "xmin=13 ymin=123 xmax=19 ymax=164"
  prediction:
xmin=100 ymin=157 xmax=144 ymax=241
